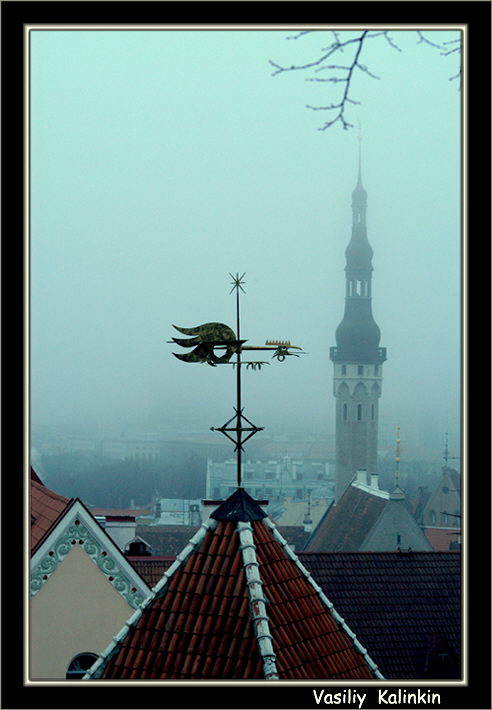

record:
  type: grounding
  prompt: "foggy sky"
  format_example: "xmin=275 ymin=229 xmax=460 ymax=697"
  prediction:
xmin=29 ymin=28 xmax=462 ymax=459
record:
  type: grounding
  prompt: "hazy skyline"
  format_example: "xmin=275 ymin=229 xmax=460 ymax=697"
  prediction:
xmin=30 ymin=28 xmax=462 ymax=461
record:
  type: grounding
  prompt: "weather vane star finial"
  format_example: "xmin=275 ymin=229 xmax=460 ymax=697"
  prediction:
xmin=229 ymin=272 xmax=246 ymax=294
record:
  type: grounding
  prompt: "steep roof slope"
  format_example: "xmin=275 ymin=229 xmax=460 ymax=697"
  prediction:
xmin=126 ymin=557 xmax=176 ymax=587
xmin=85 ymin=489 xmax=382 ymax=680
xmin=30 ymin=471 xmax=73 ymax=552
xmin=304 ymin=486 xmax=386 ymax=552
xmin=298 ymin=551 xmax=461 ymax=679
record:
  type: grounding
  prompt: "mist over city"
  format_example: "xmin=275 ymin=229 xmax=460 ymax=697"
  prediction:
xmin=30 ymin=28 xmax=461 ymax=506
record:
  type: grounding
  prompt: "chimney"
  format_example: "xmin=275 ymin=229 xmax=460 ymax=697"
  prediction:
xmin=303 ymin=516 xmax=313 ymax=533
xmin=355 ymin=469 xmax=367 ymax=484
xmin=370 ymin=473 xmax=379 ymax=489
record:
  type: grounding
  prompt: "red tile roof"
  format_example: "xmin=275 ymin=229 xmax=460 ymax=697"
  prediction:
xmin=298 ymin=551 xmax=461 ymax=679
xmin=30 ymin=476 xmax=73 ymax=553
xmin=424 ymin=527 xmax=461 ymax=551
xmin=304 ymin=486 xmax=387 ymax=552
xmin=127 ymin=557 xmax=176 ymax=587
xmin=86 ymin=489 xmax=380 ymax=680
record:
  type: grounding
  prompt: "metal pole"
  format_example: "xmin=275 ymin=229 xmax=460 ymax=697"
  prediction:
xmin=236 ymin=284 xmax=242 ymax=488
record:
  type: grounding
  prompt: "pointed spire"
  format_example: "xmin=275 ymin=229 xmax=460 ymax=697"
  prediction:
xmin=394 ymin=425 xmax=401 ymax=488
xmin=390 ymin=425 xmax=405 ymax=500
xmin=357 ymin=120 xmax=363 ymax=184
xmin=351 ymin=127 xmax=367 ymax=205
xmin=443 ymin=431 xmax=449 ymax=466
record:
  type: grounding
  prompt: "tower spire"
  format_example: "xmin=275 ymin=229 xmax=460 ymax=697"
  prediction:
xmin=357 ymin=121 xmax=363 ymax=184
xmin=330 ymin=140 xmax=387 ymax=502
xmin=394 ymin=425 xmax=401 ymax=489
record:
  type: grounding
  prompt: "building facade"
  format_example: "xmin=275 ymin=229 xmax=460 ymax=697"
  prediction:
xmin=206 ymin=456 xmax=334 ymax=507
xmin=330 ymin=154 xmax=386 ymax=501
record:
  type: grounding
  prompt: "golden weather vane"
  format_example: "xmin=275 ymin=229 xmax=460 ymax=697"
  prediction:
xmin=168 ymin=273 xmax=304 ymax=488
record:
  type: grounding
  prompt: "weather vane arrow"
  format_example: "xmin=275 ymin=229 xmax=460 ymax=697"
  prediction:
xmin=168 ymin=273 xmax=304 ymax=488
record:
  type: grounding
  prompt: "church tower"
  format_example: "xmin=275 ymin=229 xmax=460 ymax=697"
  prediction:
xmin=330 ymin=146 xmax=386 ymax=502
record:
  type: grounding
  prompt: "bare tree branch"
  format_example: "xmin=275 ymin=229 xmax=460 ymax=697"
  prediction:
xmin=270 ymin=29 xmax=461 ymax=130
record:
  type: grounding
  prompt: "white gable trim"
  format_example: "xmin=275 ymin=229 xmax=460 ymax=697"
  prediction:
xmin=237 ymin=520 xmax=279 ymax=680
xmin=351 ymin=480 xmax=389 ymax=499
xmin=84 ymin=517 xmax=218 ymax=680
xmin=31 ymin=499 xmax=151 ymax=609
xmin=262 ymin=517 xmax=385 ymax=680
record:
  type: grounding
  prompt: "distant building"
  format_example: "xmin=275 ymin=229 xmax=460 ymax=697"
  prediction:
xmin=153 ymin=497 xmax=202 ymax=526
xmin=206 ymin=456 xmax=334 ymax=508
xmin=90 ymin=506 xmax=153 ymax=551
xmin=417 ymin=467 xmax=461 ymax=551
xmin=100 ymin=435 xmax=161 ymax=461
xmin=303 ymin=470 xmax=432 ymax=553
xmin=330 ymin=152 xmax=386 ymax=501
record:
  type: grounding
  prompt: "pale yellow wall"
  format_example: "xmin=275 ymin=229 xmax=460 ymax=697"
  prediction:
xmin=30 ymin=545 xmax=134 ymax=680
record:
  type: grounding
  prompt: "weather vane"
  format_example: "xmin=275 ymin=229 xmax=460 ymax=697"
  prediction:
xmin=169 ymin=273 xmax=303 ymax=488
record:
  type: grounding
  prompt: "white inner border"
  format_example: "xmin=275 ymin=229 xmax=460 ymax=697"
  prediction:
xmin=24 ymin=22 xmax=467 ymax=689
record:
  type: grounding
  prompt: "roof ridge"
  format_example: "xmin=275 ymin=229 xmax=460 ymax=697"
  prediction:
xmin=83 ymin=517 xmax=218 ymax=680
xmin=261 ymin=517 xmax=384 ymax=680
xmin=237 ymin=520 xmax=279 ymax=679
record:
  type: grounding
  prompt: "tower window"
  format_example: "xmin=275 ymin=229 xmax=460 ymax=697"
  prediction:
xmin=396 ymin=534 xmax=402 ymax=547
xmin=371 ymin=404 xmax=375 ymax=420
xmin=357 ymin=404 xmax=362 ymax=421
xmin=341 ymin=365 xmax=346 ymax=375
xmin=358 ymin=365 xmax=364 ymax=376
xmin=374 ymin=365 xmax=379 ymax=376
xmin=343 ymin=403 xmax=348 ymax=421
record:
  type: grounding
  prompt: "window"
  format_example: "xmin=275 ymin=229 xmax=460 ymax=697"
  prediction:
xmin=357 ymin=404 xmax=362 ymax=421
xmin=429 ymin=510 xmax=436 ymax=524
xmin=374 ymin=365 xmax=379 ymax=376
xmin=371 ymin=404 xmax=375 ymax=420
xmin=396 ymin=534 xmax=401 ymax=546
xmin=343 ymin=403 xmax=348 ymax=421
xmin=66 ymin=653 xmax=99 ymax=680
xmin=341 ymin=365 xmax=347 ymax=375
xmin=358 ymin=365 xmax=364 ymax=376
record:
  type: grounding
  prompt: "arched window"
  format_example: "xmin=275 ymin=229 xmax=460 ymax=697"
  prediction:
xmin=371 ymin=404 xmax=375 ymax=420
xmin=66 ymin=652 xmax=99 ymax=680
xmin=357 ymin=404 xmax=362 ymax=421
xmin=343 ymin=403 xmax=348 ymax=421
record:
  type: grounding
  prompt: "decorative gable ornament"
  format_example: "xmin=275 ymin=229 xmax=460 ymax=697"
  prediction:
xmin=31 ymin=500 xmax=151 ymax=610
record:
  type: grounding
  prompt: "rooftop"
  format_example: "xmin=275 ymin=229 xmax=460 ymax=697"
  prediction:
xmin=304 ymin=485 xmax=387 ymax=552
xmin=30 ymin=469 xmax=73 ymax=553
xmin=85 ymin=489 xmax=381 ymax=680
xmin=299 ymin=551 xmax=461 ymax=679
